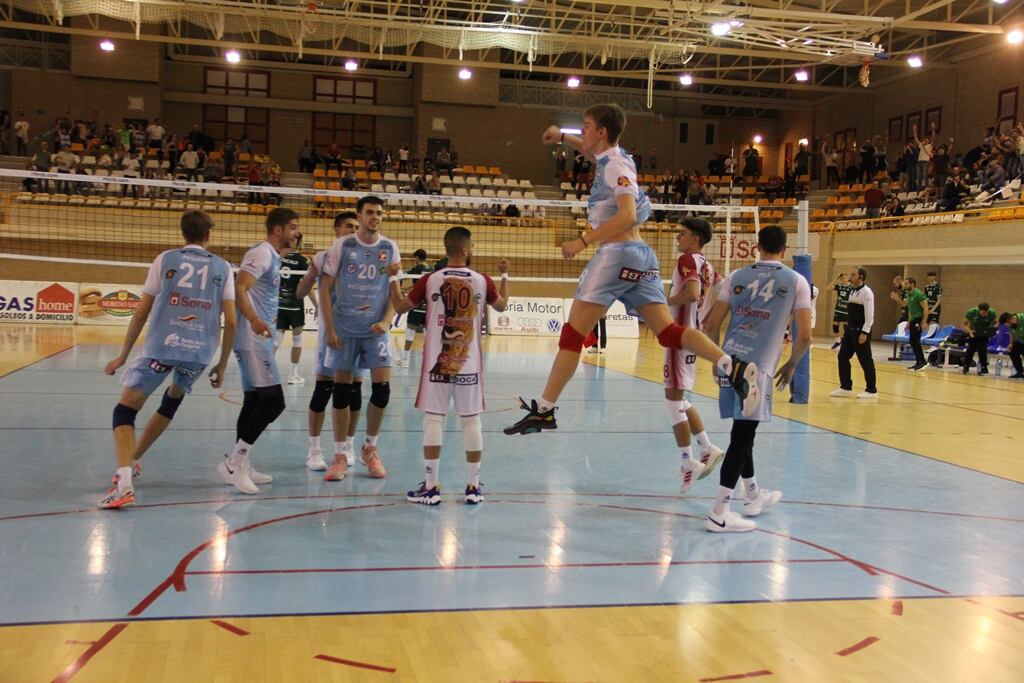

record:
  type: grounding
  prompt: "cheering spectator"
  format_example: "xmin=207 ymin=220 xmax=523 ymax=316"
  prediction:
xmin=935 ymin=174 xmax=969 ymax=212
xmin=932 ymin=138 xmax=953 ymax=189
xmin=794 ymin=142 xmax=809 ymax=177
xmin=398 ymin=143 xmax=409 ymax=172
xmin=179 ymin=144 xmax=200 ymax=181
xmin=821 ymin=142 xmax=839 ymax=189
xmin=912 ymin=125 xmax=932 ymax=190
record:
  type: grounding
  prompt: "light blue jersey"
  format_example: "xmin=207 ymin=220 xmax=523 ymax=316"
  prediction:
xmin=718 ymin=261 xmax=812 ymax=372
xmin=322 ymin=233 xmax=401 ymax=338
xmin=234 ymin=241 xmax=281 ymax=352
xmin=587 ymin=147 xmax=651 ymax=229
xmin=141 ymin=245 xmax=234 ymax=365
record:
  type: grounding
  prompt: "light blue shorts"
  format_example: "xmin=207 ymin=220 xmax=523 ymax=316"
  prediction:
xmin=235 ymin=344 xmax=281 ymax=391
xmin=121 ymin=356 xmax=206 ymax=396
xmin=326 ymin=334 xmax=392 ymax=373
xmin=575 ymin=241 xmax=666 ymax=313
xmin=718 ymin=371 xmax=773 ymax=423
xmin=316 ymin=339 xmax=367 ymax=379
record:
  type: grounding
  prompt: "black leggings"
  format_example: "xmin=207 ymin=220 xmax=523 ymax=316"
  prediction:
xmin=719 ymin=420 xmax=759 ymax=490
xmin=592 ymin=317 xmax=607 ymax=349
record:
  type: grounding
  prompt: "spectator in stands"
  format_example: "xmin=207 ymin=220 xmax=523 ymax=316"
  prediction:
xmin=369 ymin=146 xmax=384 ymax=172
xmin=54 ymin=145 xmax=80 ymax=194
xmin=235 ymin=132 xmax=251 ymax=156
xmin=127 ymin=125 xmax=144 ymax=155
xmin=422 ymin=151 xmax=434 ymax=175
xmin=704 ymin=182 xmax=717 ymax=205
xmin=875 ymin=143 xmax=887 ymax=178
xmin=902 ymin=140 xmax=919 ymax=190
xmin=222 ymin=137 xmax=238 ymax=178
xmin=724 ymin=152 xmax=737 ymax=177
xmin=164 ymin=134 xmax=179 ymax=174
xmin=426 ymin=172 xmax=441 ymax=194
xmin=763 ymin=173 xmax=783 ymax=201
xmin=1008 ymin=312 xmax=1024 ymax=379
xmin=659 ymin=171 xmax=673 ymax=203
xmin=179 ymin=144 xmax=200 ymax=181
xmin=935 ymin=173 xmax=968 ymax=212
xmin=23 ymin=141 xmax=51 ymax=191
xmin=0 ymin=108 xmax=9 ymax=154
xmin=912 ymin=125 xmax=933 ymax=191
xmin=436 ymin=147 xmax=452 ymax=179
xmin=298 ymin=140 xmax=314 ymax=173
xmin=323 ymin=142 xmax=342 ymax=171
xmin=187 ymin=123 xmax=203 ymax=151
xmin=449 ymin=143 xmax=460 ymax=169
xmin=410 ymin=148 xmax=421 ymax=171
xmin=882 ymin=196 xmax=905 ymax=217
xmin=412 ymin=174 xmax=428 ymax=194
xmin=742 ymin=143 xmax=759 ymax=177
xmin=783 ymin=164 xmax=798 ymax=200
xmin=555 ymin=148 xmax=568 ymax=181
xmin=863 ymin=181 xmax=885 ymax=218
xmin=246 ymin=162 xmax=264 ymax=203
xmin=203 ymin=157 xmax=224 ymax=183
xmin=121 ymin=151 xmax=141 ymax=197
xmin=145 ymin=118 xmax=165 ymax=161
xmin=821 ymin=142 xmax=839 ymax=189
xmin=97 ymin=147 xmax=113 ymax=171
xmin=398 ymin=143 xmax=409 ymax=172
xmin=932 ymin=138 xmax=953 ymax=189
xmin=978 ymin=159 xmax=1006 ymax=197
xmin=341 ymin=167 xmax=356 ymax=190
xmin=13 ymin=112 xmax=28 ymax=156
xmin=858 ymin=138 xmax=876 ymax=184
xmin=961 ymin=302 xmax=995 ymax=375
xmin=263 ymin=161 xmax=282 ymax=204
xmin=672 ymin=169 xmax=687 ymax=203
xmin=794 ymin=142 xmax=809 ymax=178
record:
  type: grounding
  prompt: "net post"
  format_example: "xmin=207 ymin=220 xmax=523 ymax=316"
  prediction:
xmin=790 ymin=199 xmax=812 ymax=404
xmin=724 ymin=209 xmax=732 ymax=274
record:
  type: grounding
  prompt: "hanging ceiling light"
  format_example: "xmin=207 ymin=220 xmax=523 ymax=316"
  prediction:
xmin=679 ymin=74 xmax=693 ymax=86
xmin=458 ymin=68 xmax=472 ymax=80
xmin=99 ymin=40 xmax=115 ymax=52
xmin=225 ymin=50 xmax=241 ymax=64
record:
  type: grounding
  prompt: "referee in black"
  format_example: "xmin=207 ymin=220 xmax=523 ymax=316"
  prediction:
xmin=832 ymin=267 xmax=878 ymax=399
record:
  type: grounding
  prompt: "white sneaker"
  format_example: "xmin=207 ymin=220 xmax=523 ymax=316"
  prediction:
xmin=248 ymin=462 xmax=273 ymax=484
xmin=742 ymin=489 xmax=782 ymax=517
xmin=679 ymin=458 xmax=706 ymax=494
xmin=705 ymin=510 xmax=756 ymax=533
xmin=344 ymin=446 xmax=355 ymax=467
xmin=698 ymin=446 xmax=725 ymax=480
xmin=287 ymin=375 xmax=305 ymax=385
xmin=830 ymin=388 xmax=854 ymax=397
xmin=306 ymin=450 xmax=327 ymax=471
xmin=218 ymin=459 xmax=259 ymax=495
xmin=857 ymin=391 xmax=878 ymax=399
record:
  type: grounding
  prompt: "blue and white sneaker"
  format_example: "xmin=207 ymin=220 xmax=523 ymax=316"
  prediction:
xmin=464 ymin=484 xmax=484 ymax=504
xmin=407 ymin=482 xmax=441 ymax=505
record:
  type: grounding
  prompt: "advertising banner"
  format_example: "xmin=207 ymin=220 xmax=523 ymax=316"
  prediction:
xmin=487 ymin=297 xmax=565 ymax=336
xmin=77 ymin=284 xmax=145 ymax=325
xmin=0 ymin=280 xmax=78 ymax=324
xmin=562 ymin=299 xmax=639 ymax=339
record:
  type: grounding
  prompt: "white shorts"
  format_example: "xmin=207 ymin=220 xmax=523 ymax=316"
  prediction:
xmin=663 ymin=347 xmax=698 ymax=391
xmin=415 ymin=371 xmax=484 ymax=416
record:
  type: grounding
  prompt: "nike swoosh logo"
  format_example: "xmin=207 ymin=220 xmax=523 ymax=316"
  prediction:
xmin=707 ymin=516 xmax=726 ymax=528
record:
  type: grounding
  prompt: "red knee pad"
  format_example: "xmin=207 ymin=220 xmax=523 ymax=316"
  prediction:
xmin=559 ymin=324 xmax=587 ymax=353
xmin=657 ymin=323 xmax=689 ymax=349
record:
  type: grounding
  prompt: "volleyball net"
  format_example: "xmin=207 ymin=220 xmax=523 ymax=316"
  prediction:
xmin=0 ymin=169 xmax=761 ymax=282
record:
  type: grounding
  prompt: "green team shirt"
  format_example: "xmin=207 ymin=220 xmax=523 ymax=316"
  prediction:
xmin=405 ymin=263 xmax=433 ymax=313
xmin=964 ymin=308 xmax=996 ymax=336
xmin=924 ymin=282 xmax=942 ymax=309
xmin=278 ymin=251 xmax=309 ymax=311
xmin=906 ymin=288 xmax=927 ymax=321
xmin=832 ymin=283 xmax=852 ymax=315
xmin=1014 ymin=313 xmax=1024 ymax=343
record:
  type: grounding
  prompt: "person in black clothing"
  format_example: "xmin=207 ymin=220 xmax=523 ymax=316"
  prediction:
xmin=858 ymin=140 xmax=875 ymax=184
xmin=588 ymin=316 xmax=608 ymax=354
xmin=935 ymin=174 xmax=969 ymax=212
xmin=832 ymin=268 xmax=877 ymax=399
xmin=794 ymin=143 xmax=809 ymax=178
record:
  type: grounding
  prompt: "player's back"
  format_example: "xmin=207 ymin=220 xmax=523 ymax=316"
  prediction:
xmin=722 ymin=261 xmax=805 ymax=372
xmin=145 ymin=246 xmax=232 ymax=364
xmin=420 ymin=267 xmax=496 ymax=381
xmin=327 ymin=233 xmax=400 ymax=337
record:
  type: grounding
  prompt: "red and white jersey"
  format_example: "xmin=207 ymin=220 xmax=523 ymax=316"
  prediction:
xmin=669 ymin=251 xmax=718 ymax=329
xmin=405 ymin=266 xmax=499 ymax=415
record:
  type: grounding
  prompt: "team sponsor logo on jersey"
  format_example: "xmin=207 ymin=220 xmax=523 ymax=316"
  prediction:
xmin=733 ymin=285 xmax=745 ymax=295
xmin=347 ymin=264 xmax=358 ymax=274
xmin=618 ymin=267 xmax=659 ymax=282
xmin=428 ymin=372 xmax=479 ymax=385
xmin=736 ymin=305 xmax=771 ymax=320
xmin=213 ymin=274 xmax=223 ymax=286
xmin=616 ymin=176 xmax=632 ymax=187
xmin=148 ymin=360 xmax=172 ymax=373
xmin=172 ymin=314 xmax=203 ymax=331
xmin=165 ymin=269 xmax=177 ymax=280
xmin=169 ymin=292 xmax=213 ymax=310
xmin=163 ymin=333 xmax=203 ymax=351
xmin=378 ymin=250 xmax=388 ymax=262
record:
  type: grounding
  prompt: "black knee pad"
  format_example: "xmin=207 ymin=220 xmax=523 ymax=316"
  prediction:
xmin=332 ymin=382 xmax=353 ymax=410
xmin=112 ymin=403 xmax=138 ymax=429
xmin=257 ymin=385 xmax=286 ymax=423
xmin=370 ymin=381 xmax=390 ymax=409
xmin=350 ymin=381 xmax=363 ymax=412
xmin=308 ymin=380 xmax=334 ymax=413
xmin=156 ymin=389 xmax=185 ymax=420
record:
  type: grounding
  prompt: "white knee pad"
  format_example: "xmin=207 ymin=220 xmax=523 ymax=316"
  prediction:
xmin=665 ymin=399 xmax=689 ymax=426
xmin=460 ymin=414 xmax=483 ymax=452
xmin=405 ymin=327 xmax=416 ymax=343
xmin=292 ymin=328 xmax=303 ymax=343
xmin=423 ymin=413 xmax=444 ymax=447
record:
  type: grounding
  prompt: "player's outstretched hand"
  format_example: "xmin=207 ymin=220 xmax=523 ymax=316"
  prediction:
xmin=387 ymin=262 xmax=402 ymax=277
xmin=541 ymin=125 xmax=561 ymax=145
xmin=209 ymin=363 xmax=227 ymax=388
xmin=561 ymin=238 xmax=585 ymax=260
xmin=774 ymin=361 xmax=796 ymax=391
xmin=104 ymin=356 xmax=126 ymax=376
xmin=250 ymin=317 xmax=272 ymax=339
xmin=497 ymin=258 xmax=510 ymax=274
xmin=370 ymin=319 xmax=389 ymax=335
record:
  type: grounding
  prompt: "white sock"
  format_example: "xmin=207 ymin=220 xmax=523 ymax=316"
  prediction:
xmin=116 ymin=466 xmax=132 ymax=491
xmin=334 ymin=439 xmax=350 ymax=455
xmin=715 ymin=355 xmax=733 ymax=377
xmin=679 ymin=444 xmax=694 ymax=463
xmin=693 ymin=431 xmax=712 ymax=453
xmin=291 ymin=363 xmax=300 ymax=377
xmin=467 ymin=461 xmax=481 ymax=487
xmin=712 ymin=485 xmax=734 ymax=516
xmin=743 ymin=477 xmax=759 ymax=500
xmin=537 ymin=398 xmax=555 ymax=412
xmin=228 ymin=440 xmax=252 ymax=467
xmin=308 ymin=435 xmax=320 ymax=451
xmin=425 ymin=459 xmax=439 ymax=489
xmin=365 ymin=434 xmax=378 ymax=447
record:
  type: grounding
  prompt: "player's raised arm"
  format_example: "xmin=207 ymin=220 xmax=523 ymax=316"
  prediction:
xmin=104 ymin=293 xmax=155 ymax=375
xmin=490 ymin=259 xmax=511 ymax=312
xmin=543 ymin=125 xmax=592 ymax=162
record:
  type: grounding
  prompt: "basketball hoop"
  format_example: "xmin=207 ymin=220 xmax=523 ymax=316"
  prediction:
xmin=859 ymin=59 xmax=870 ymax=88
xmin=302 ymin=1 xmax=319 ymax=38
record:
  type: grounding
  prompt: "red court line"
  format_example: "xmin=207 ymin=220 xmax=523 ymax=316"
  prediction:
xmin=185 ymin=558 xmax=844 ymax=577
xmin=834 ymin=636 xmax=880 ymax=657
xmin=51 ymin=622 xmax=128 ymax=683
xmin=891 ymin=600 xmax=903 ymax=616
xmin=314 ymin=653 xmax=396 ymax=673
xmin=210 ymin=619 xmax=249 ymax=636
xmin=63 ymin=640 xmax=96 ymax=646
xmin=963 ymin=598 xmax=1024 ymax=621
xmin=698 ymin=670 xmax=772 ymax=682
